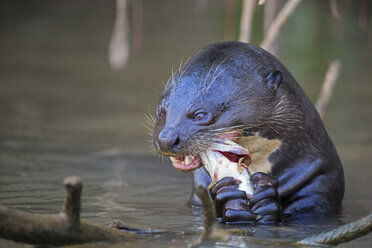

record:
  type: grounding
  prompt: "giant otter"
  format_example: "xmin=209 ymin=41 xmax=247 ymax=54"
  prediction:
xmin=152 ymin=41 xmax=344 ymax=224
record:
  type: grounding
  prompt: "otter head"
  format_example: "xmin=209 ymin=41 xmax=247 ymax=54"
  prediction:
xmin=152 ymin=42 xmax=301 ymax=173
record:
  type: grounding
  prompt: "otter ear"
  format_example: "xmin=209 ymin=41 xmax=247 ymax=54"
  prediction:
xmin=265 ymin=71 xmax=282 ymax=91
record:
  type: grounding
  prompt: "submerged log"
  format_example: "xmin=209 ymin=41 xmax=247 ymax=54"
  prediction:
xmin=0 ymin=176 xmax=135 ymax=246
xmin=296 ymin=213 xmax=372 ymax=246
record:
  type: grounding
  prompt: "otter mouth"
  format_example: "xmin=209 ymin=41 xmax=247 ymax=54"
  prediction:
xmin=169 ymin=131 xmax=251 ymax=172
xmin=170 ymin=155 xmax=202 ymax=172
xmin=169 ymin=148 xmax=250 ymax=172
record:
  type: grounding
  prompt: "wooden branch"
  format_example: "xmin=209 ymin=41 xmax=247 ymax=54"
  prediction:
xmin=0 ymin=176 xmax=136 ymax=245
xmin=296 ymin=213 xmax=372 ymax=246
xmin=224 ymin=0 xmax=238 ymax=41
xmin=358 ymin=0 xmax=368 ymax=31
xmin=239 ymin=0 xmax=257 ymax=43
xmin=330 ymin=0 xmax=341 ymax=20
xmin=190 ymin=187 xmax=229 ymax=246
xmin=62 ymin=176 xmax=82 ymax=224
xmin=260 ymin=0 xmax=303 ymax=51
xmin=132 ymin=0 xmax=143 ymax=53
xmin=109 ymin=0 xmax=130 ymax=70
xmin=263 ymin=0 xmax=280 ymax=57
xmin=315 ymin=60 xmax=341 ymax=119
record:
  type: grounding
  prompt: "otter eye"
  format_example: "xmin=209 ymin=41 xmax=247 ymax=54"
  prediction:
xmin=194 ymin=111 xmax=207 ymax=121
xmin=187 ymin=109 xmax=213 ymax=125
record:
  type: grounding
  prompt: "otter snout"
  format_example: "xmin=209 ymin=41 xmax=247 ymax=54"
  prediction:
xmin=155 ymin=127 xmax=182 ymax=155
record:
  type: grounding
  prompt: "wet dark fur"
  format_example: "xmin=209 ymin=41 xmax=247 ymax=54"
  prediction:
xmin=153 ymin=41 xmax=344 ymax=216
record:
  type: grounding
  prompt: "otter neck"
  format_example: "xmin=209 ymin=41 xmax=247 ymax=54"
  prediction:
xmin=237 ymin=132 xmax=282 ymax=174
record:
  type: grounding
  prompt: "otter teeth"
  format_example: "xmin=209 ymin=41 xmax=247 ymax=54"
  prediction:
xmin=184 ymin=156 xmax=192 ymax=165
xmin=170 ymin=157 xmax=180 ymax=163
xmin=170 ymin=155 xmax=194 ymax=166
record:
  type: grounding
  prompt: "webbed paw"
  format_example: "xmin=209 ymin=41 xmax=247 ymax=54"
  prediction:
xmin=250 ymin=172 xmax=281 ymax=224
xmin=209 ymin=173 xmax=281 ymax=224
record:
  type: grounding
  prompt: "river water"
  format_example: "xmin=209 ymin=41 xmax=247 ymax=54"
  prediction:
xmin=0 ymin=1 xmax=371 ymax=247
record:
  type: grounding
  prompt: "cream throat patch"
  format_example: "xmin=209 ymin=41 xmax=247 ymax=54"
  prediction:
xmin=236 ymin=132 xmax=282 ymax=174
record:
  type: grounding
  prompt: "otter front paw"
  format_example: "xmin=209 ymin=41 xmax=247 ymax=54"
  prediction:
xmin=209 ymin=173 xmax=281 ymax=224
xmin=250 ymin=172 xmax=281 ymax=224
xmin=209 ymin=177 xmax=256 ymax=224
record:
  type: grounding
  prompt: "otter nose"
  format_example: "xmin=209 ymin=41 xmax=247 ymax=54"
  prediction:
xmin=156 ymin=129 xmax=181 ymax=154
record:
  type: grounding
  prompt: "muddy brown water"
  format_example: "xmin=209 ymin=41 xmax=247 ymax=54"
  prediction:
xmin=0 ymin=1 xmax=371 ymax=247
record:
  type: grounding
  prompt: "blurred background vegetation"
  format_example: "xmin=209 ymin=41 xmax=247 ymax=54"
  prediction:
xmin=0 ymin=0 xmax=370 ymax=156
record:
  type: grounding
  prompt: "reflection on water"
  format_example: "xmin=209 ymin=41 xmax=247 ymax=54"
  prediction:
xmin=0 ymin=0 xmax=371 ymax=247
